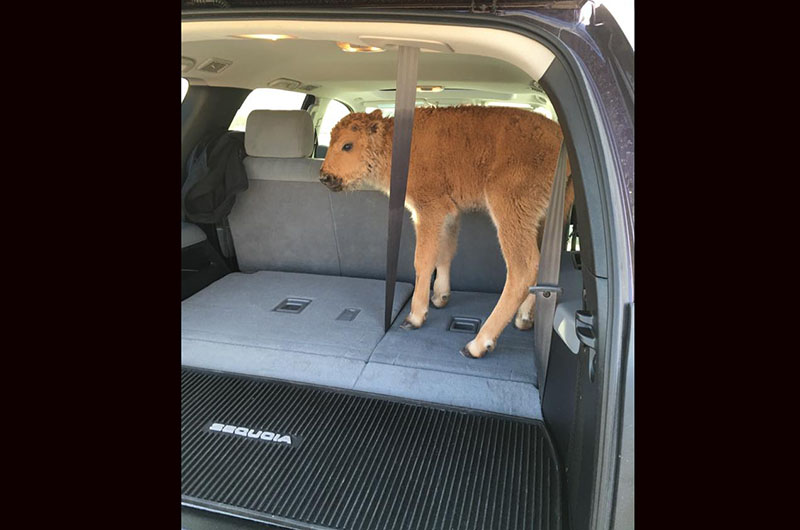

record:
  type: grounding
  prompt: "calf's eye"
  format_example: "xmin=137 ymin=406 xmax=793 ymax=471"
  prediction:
xmin=342 ymin=143 xmax=353 ymax=152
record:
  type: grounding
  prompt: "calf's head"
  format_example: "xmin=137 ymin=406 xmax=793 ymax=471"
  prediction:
xmin=320 ymin=109 xmax=387 ymax=192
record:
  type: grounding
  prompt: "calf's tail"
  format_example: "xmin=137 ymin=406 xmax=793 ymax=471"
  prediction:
xmin=564 ymin=174 xmax=575 ymax=225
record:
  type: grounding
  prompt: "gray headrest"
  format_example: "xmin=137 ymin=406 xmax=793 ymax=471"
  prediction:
xmin=245 ymin=110 xmax=314 ymax=158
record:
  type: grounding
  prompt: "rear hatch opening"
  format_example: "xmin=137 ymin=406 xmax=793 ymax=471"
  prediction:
xmin=181 ymin=6 xmax=625 ymax=530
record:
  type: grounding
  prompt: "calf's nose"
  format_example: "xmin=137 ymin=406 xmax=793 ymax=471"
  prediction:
xmin=319 ymin=172 xmax=343 ymax=190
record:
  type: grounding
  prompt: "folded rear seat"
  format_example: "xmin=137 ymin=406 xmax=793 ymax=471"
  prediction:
xmin=182 ymin=271 xmax=411 ymax=359
xmin=181 ymin=110 xmax=413 ymax=387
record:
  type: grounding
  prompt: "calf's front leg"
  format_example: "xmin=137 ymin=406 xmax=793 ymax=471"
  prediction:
xmin=401 ymin=208 xmax=448 ymax=330
xmin=431 ymin=213 xmax=460 ymax=309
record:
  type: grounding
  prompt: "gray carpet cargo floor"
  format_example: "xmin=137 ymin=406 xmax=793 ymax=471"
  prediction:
xmin=181 ymin=272 xmax=541 ymax=419
xmin=370 ymin=290 xmax=538 ymax=384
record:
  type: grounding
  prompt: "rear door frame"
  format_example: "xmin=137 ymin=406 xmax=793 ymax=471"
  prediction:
xmin=181 ymin=7 xmax=634 ymax=530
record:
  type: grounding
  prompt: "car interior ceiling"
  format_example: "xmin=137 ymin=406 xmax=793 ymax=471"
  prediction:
xmin=181 ymin=24 xmax=584 ymax=421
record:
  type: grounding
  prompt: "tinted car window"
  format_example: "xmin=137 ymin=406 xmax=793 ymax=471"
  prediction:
xmin=228 ymin=88 xmax=306 ymax=132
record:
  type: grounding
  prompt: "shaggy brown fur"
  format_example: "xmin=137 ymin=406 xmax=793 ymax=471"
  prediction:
xmin=320 ymin=106 xmax=573 ymax=358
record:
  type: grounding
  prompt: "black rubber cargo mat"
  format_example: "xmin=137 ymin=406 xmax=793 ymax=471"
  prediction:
xmin=182 ymin=367 xmax=561 ymax=530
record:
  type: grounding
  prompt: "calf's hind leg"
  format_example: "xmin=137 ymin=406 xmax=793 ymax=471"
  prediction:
xmin=514 ymin=292 xmax=536 ymax=330
xmin=462 ymin=192 xmax=541 ymax=358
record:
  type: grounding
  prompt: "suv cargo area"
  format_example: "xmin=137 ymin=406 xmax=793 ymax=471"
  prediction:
xmin=181 ymin=109 xmax=569 ymax=417
xmin=181 ymin=4 xmax=633 ymax=530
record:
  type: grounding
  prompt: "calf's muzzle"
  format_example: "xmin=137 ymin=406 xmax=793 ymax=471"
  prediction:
xmin=319 ymin=172 xmax=343 ymax=192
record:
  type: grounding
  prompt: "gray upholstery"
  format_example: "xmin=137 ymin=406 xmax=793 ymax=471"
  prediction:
xmin=182 ymin=337 xmax=368 ymax=389
xmin=245 ymin=110 xmax=314 ymax=158
xmin=356 ymin=290 xmax=541 ymax=418
xmin=331 ymin=191 xmax=507 ymax=292
xmin=181 ymin=222 xmax=206 ymax=248
xmin=229 ymin=180 xmax=341 ymax=275
xmin=370 ymin=290 xmax=538 ymax=384
xmin=182 ymin=271 xmax=542 ymax=419
xmin=184 ymin=108 xmax=545 ymax=419
xmin=182 ymin=271 xmax=413 ymax=360
xmin=232 ymin=182 xmax=509 ymax=291
xmin=231 ymin=107 xmax=508 ymax=291
xmin=329 ymin=190 xmax=417 ymax=283
xmin=244 ymin=157 xmax=323 ymax=182
xmin=450 ymin=213 xmax=508 ymax=293
xmin=353 ymin=364 xmax=541 ymax=419
xmin=230 ymin=110 xmax=335 ymax=274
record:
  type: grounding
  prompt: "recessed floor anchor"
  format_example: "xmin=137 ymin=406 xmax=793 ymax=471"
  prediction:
xmin=272 ymin=298 xmax=312 ymax=314
xmin=336 ymin=308 xmax=361 ymax=321
xmin=448 ymin=316 xmax=481 ymax=334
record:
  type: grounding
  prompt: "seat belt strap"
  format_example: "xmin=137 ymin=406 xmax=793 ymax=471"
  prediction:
xmin=384 ymin=46 xmax=420 ymax=332
xmin=532 ymin=140 xmax=570 ymax=395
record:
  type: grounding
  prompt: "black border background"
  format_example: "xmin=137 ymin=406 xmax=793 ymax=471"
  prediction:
xmin=11 ymin=1 xmax=767 ymax=527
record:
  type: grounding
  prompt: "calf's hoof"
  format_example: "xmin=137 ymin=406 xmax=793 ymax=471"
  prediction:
xmin=513 ymin=314 xmax=533 ymax=331
xmin=400 ymin=312 xmax=426 ymax=330
xmin=400 ymin=318 xmax=419 ymax=330
xmin=431 ymin=293 xmax=450 ymax=309
xmin=459 ymin=346 xmax=477 ymax=358
xmin=461 ymin=338 xmax=495 ymax=359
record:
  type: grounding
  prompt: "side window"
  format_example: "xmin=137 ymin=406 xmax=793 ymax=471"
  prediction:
xmin=228 ymin=88 xmax=307 ymax=132
xmin=317 ymin=100 xmax=351 ymax=148
xmin=181 ymin=78 xmax=189 ymax=102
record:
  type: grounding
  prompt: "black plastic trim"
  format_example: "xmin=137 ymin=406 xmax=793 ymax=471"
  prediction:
xmin=300 ymin=93 xmax=316 ymax=110
xmin=182 ymin=240 xmax=231 ymax=300
xmin=183 ymin=505 xmax=292 ymax=529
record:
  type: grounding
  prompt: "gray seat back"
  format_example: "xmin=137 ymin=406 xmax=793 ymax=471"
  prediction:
xmin=229 ymin=110 xmax=339 ymax=275
xmin=331 ymin=192 xmax=506 ymax=292
xmin=229 ymin=109 xmax=507 ymax=292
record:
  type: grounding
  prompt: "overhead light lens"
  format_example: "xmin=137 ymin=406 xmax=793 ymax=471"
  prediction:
xmin=337 ymin=42 xmax=384 ymax=53
xmin=234 ymin=34 xmax=296 ymax=41
xmin=417 ymin=86 xmax=444 ymax=93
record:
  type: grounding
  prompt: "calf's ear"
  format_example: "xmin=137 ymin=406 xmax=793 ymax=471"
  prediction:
xmin=367 ymin=109 xmax=383 ymax=134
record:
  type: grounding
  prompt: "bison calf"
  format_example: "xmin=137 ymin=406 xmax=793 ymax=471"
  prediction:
xmin=320 ymin=106 xmax=572 ymax=359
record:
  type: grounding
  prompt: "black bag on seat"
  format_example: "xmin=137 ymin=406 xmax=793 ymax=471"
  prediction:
xmin=182 ymin=130 xmax=248 ymax=225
